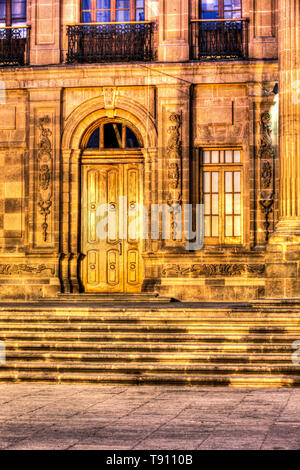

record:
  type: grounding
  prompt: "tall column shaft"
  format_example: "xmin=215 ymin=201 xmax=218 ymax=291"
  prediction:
xmin=277 ymin=0 xmax=300 ymax=231
xmin=266 ymin=0 xmax=300 ymax=298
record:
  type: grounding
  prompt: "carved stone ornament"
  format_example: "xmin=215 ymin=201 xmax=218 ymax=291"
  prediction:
xmin=197 ymin=123 xmax=249 ymax=142
xmin=102 ymin=87 xmax=118 ymax=109
xmin=37 ymin=116 xmax=53 ymax=242
xmin=259 ymin=111 xmax=275 ymax=160
xmin=258 ymin=111 xmax=275 ymax=242
xmin=161 ymin=264 xmax=265 ymax=277
xmin=261 ymin=86 xmax=275 ymax=97
xmin=0 ymin=264 xmax=54 ymax=275
xmin=39 ymin=164 xmax=51 ymax=191
xmin=259 ymin=193 xmax=274 ymax=242
xmin=167 ymin=112 xmax=182 ymax=207
xmin=261 ymin=161 xmax=272 ymax=189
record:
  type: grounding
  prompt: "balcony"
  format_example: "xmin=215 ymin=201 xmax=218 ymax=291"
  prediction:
xmin=190 ymin=19 xmax=249 ymax=61
xmin=67 ymin=21 xmax=154 ymax=64
xmin=0 ymin=26 xmax=30 ymax=66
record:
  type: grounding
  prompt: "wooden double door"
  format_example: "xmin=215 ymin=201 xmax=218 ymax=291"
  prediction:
xmin=81 ymin=161 xmax=143 ymax=293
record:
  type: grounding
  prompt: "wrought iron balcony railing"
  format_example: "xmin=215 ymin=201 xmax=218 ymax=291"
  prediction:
xmin=67 ymin=21 xmax=154 ymax=64
xmin=190 ymin=19 xmax=249 ymax=61
xmin=0 ymin=26 xmax=30 ymax=66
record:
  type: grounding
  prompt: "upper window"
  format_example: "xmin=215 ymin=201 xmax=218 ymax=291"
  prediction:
xmin=0 ymin=0 xmax=27 ymax=26
xmin=81 ymin=0 xmax=145 ymax=23
xmin=200 ymin=0 xmax=242 ymax=19
xmin=82 ymin=121 xmax=142 ymax=150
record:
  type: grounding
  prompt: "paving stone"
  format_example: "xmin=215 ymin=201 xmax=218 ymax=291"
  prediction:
xmin=133 ymin=438 xmax=205 ymax=450
xmin=0 ymin=385 xmax=299 ymax=450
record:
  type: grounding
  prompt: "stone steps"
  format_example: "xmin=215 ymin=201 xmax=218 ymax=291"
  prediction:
xmin=0 ymin=303 xmax=299 ymax=386
xmin=1 ymin=332 xmax=299 ymax=343
xmin=0 ymin=371 xmax=299 ymax=388
xmin=0 ymin=306 xmax=300 ymax=318
xmin=3 ymin=341 xmax=296 ymax=353
xmin=2 ymin=361 xmax=300 ymax=375
xmin=3 ymin=351 xmax=295 ymax=364
xmin=1 ymin=323 xmax=300 ymax=333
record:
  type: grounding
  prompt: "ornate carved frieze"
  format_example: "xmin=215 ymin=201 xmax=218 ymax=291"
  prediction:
xmin=197 ymin=123 xmax=249 ymax=143
xmin=258 ymin=111 xmax=275 ymax=242
xmin=37 ymin=116 xmax=53 ymax=242
xmin=161 ymin=264 xmax=265 ymax=277
xmin=0 ymin=264 xmax=54 ymax=275
xmin=167 ymin=112 xmax=182 ymax=207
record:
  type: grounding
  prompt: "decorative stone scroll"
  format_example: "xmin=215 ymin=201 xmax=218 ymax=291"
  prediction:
xmin=258 ymin=111 xmax=275 ymax=242
xmin=166 ymin=112 xmax=182 ymax=207
xmin=161 ymin=264 xmax=265 ymax=277
xmin=37 ymin=116 xmax=53 ymax=242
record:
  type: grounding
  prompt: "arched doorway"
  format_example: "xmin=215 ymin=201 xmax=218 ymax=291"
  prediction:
xmin=80 ymin=118 xmax=144 ymax=293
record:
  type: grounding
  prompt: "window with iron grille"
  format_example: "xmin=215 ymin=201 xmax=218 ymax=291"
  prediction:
xmin=200 ymin=0 xmax=242 ymax=19
xmin=199 ymin=148 xmax=243 ymax=245
xmin=81 ymin=0 xmax=145 ymax=23
xmin=0 ymin=0 xmax=26 ymax=26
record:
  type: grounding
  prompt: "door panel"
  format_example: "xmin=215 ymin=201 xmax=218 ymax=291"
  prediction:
xmin=81 ymin=162 xmax=143 ymax=293
xmin=124 ymin=165 xmax=142 ymax=291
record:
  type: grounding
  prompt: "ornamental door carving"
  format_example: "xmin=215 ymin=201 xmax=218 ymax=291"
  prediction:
xmin=81 ymin=162 xmax=143 ymax=293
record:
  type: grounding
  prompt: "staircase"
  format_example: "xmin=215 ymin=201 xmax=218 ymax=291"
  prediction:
xmin=0 ymin=301 xmax=300 ymax=387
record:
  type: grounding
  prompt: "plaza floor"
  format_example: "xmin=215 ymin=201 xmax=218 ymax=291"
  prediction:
xmin=0 ymin=385 xmax=299 ymax=450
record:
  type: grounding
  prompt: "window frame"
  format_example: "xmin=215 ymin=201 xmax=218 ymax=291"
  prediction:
xmin=81 ymin=119 xmax=143 ymax=151
xmin=198 ymin=147 xmax=243 ymax=246
xmin=199 ymin=1 xmax=242 ymax=20
xmin=0 ymin=0 xmax=27 ymax=27
xmin=80 ymin=0 xmax=144 ymax=23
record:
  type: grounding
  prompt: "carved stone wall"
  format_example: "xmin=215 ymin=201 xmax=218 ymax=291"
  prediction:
xmin=0 ymin=56 xmax=279 ymax=301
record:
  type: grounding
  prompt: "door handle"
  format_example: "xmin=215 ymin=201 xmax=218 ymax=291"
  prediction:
xmin=119 ymin=242 xmax=122 ymax=256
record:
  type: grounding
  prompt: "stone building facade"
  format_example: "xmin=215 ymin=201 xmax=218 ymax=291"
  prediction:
xmin=0 ymin=0 xmax=299 ymax=302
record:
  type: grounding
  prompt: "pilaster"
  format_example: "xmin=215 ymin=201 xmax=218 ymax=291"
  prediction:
xmin=158 ymin=0 xmax=189 ymax=62
xmin=29 ymin=0 xmax=61 ymax=65
xmin=157 ymin=84 xmax=190 ymax=250
xmin=266 ymin=0 xmax=300 ymax=298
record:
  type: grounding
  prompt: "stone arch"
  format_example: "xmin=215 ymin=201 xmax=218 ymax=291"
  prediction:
xmin=62 ymin=95 xmax=157 ymax=151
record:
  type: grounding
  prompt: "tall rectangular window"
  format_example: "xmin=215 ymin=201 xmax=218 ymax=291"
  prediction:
xmin=81 ymin=0 xmax=144 ymax=22
xmin=201 ymin=148 xmax=243 ymax=245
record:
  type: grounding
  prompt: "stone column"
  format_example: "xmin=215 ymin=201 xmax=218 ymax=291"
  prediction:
xmin=266 ymin=0 xmax=300 ymax=297
xmin=158 ymin=0 xmax=189 ymax=62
